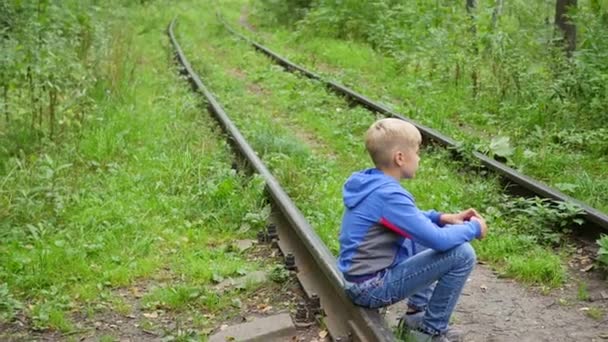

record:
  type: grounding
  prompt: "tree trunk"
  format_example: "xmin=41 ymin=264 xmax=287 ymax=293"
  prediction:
xmin=49 ymin=88 xmax=56 ymax=139
xmin=2 ymin=84 xmax=8 ymax=124
xmin=492 ymin=0 xmax=504 ymax=29
xmin=28 ymin=67 xmax=37 ymax=130
xmin=39 ymin=84 xmax=44 ymax=131
xmin=555 ymin=0 xmax=577 ymax=57
xmin=466 ymin=0 xmax=479 ymax=97
xmin=466 ymin=0 xmax=477 ymax=35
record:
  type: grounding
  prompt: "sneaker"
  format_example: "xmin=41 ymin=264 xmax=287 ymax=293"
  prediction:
xmin=407 ymin=329 xmax=451 ymax=342
xmin=397 ymin=310 xmax=424 ymax=330
xmin=397 ymin=311 xmax=464 ymax=342
xmin=407 ymin=328 xmax=464 ymax=342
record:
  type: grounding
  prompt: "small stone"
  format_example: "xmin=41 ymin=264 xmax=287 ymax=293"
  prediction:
xmin=214 ymin=271 xmax=267 ymax=293
xmin=130 ymin=286 xmax=142 ymax=298
xmin=143 ymin=312 xmax=158 ymax=319
xmin=209 ymin=314 xmax=295 ymax=342
xmin=236 ymin=239 xmax=254 ymax=252
xmin=600 ymin=291 xmax=608 ymax=300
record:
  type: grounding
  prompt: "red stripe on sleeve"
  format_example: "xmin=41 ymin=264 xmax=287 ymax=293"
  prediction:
xmin=380 ymin=217 xmax=412 ymax=239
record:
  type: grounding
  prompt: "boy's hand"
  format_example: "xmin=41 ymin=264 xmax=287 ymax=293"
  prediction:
xmin=471 ymin=216 xmax=488 ymax=239
xmin=457 ymin=208 xmax=481 ymax=222
xmin=440 ymin=208 xmax=481 ymax=225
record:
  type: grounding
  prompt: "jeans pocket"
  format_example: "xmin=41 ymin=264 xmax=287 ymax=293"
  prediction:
xmin=363 ymin=272 xmax=393 ymax=308
xmin=347 ymin=274 xmax=390 ymax=308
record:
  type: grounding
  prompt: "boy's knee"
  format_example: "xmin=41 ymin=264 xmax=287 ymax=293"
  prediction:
xmin=455 ymin=242 xmax=476 ymax=266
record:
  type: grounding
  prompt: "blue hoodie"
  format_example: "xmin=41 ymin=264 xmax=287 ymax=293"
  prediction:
xmin=337 ymin=168 xmax=481 ymax=277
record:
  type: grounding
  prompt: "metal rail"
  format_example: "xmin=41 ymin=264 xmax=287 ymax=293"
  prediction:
xmin=167 ymin=18 xmax=396 ymax=342
xmin=218 ymin=15 xmax=608 ymax=235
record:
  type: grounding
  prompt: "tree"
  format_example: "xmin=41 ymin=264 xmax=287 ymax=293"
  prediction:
xmin=555 ymin=0 xmax=577 ymax=57
xmin=492 ymin=0 xmax=504 ymax=29
xmin=466 ymin=0 xmax=479 ymax=97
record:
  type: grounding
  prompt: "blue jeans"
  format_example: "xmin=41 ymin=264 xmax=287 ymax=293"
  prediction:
xmin=344 ymin=243 xmax=476 ymax=335
xmin=407 ymin=243 xmax=435 ymax=311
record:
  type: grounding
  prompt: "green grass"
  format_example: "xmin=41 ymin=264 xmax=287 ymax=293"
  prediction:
xmin=0 ymin=1 xmax=273 ymax=336
xmin=577 ymin=282 xmax=590 ymax=302
xmin=504 ymin=253 xmax=564 ymax=287
xmin=226 ymin=2 xmax=608 ymax=213
xmin=586 ymin=307 xmax=604 ymax=321
xmin=176 ymin=3 xmax=568 ymax=288
xmin=0 ymin=1 xmax=589 ymax=338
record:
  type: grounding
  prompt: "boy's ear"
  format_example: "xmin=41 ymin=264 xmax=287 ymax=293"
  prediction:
xmin=394 ymin=150 xmax=404 ymax=166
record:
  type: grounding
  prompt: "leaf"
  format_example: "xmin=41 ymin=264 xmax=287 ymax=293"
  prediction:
xmin=489 ymin=136 xmax=514 ymax=158
xmin=211 ymin=273 xmax=224 ymax=284
xmin=555 ymin=183 xmax=578 ymax=193
xmin=523 ymin=149 xmax=537 ymax=159
xmin=238 ymin=223 xmax=251 ymax=234
xmin=55 ymin=163 xmax=72 ymax=172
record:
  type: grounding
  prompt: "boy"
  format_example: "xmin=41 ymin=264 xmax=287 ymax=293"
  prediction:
xmin=338 ymin=118 xmax=488 ymax=342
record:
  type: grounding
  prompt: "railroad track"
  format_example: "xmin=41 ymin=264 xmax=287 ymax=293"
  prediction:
xmin=216 ymin=14 xmax=608 ymax=238
xmin=167 ymin=18 xmax=397 ymax=342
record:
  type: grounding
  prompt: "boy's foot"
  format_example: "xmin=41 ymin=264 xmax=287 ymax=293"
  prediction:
xmin=407 ymin=329 xmax=452 ymax=342
xmin=407 ymin=329 xmax=464 ymax=342
xmin=397 ymin=310 xmax=424 ymax=330
xmin=397 ymin=308 xmax=464 ymax=342
xmin=397 ymin=315 xmax=464 ymax=342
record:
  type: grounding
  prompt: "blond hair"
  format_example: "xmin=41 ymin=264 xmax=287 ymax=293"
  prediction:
xmin=365 ymin=118 xmax=421 ymax=167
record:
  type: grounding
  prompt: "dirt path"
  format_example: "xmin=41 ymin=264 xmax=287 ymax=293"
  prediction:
xmin=386 ymin=265 xmax=608 ymax=341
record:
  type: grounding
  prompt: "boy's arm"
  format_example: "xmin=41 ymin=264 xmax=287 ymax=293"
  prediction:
xmin=421 ymin=210 xmax=443 ymax=226
xmin=381 ymin=192 xmax=481 ymax=251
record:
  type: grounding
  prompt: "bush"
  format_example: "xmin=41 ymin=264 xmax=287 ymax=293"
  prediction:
xmin=252 ymin=0 xmax=608 ymax=131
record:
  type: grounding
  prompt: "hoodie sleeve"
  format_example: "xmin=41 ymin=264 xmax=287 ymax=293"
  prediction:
xmin=380 ymin=191 xmax=480 ymax=252
xmin=422 ymin=210 xmax=443 ymax=226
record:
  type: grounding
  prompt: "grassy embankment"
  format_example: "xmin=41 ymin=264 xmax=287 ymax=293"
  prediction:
xmin=1 ymin=2 xmax=274 ymax=338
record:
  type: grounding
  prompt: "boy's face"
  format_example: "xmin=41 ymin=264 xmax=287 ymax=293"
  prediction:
xmin=396 ymin=143 xmax=420 ymax=179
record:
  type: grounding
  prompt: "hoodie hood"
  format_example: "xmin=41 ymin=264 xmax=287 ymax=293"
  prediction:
xmin=343 ymin=168 xmax=396 ymax=209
